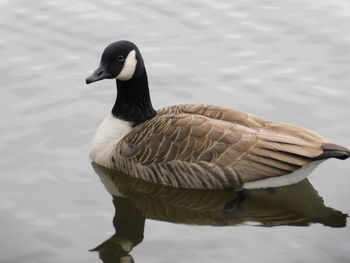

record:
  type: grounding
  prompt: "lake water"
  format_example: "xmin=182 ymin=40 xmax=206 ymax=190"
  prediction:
xmin=1 ymin=0 xmax=350 ymax=262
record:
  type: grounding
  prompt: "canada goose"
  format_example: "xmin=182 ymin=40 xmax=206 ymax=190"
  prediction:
xmin=86 ymin=40 xmax=350 ymax=190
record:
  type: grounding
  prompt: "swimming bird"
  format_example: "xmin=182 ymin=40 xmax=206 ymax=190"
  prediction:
xmin=86 ymin=40 xmax=349 ymax=190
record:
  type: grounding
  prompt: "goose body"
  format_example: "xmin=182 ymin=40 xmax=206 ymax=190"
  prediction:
xmin=86 ymin=40 xmax=350 ymax=190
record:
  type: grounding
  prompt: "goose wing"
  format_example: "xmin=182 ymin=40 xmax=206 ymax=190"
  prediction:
xmin=114 ymin=104 xmax=327 ymax=189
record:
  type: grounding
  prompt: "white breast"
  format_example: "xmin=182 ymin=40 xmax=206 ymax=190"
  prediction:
xmin=243 ymin=160 xmax=323 ymax=189
xmin=90 ymin=115 xmax=132 ymax=166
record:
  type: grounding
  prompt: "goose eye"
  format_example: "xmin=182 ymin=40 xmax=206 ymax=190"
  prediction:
xmin=117 ymin=55 xmax=125 ymax=62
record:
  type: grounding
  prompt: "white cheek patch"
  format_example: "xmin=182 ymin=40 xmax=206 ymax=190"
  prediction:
xmin=116 ymin=50 xmax=137 ymax=81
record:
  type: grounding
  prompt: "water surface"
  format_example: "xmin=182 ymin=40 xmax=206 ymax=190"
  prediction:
xmin=1 ymin=0 xmax=350 ymax=262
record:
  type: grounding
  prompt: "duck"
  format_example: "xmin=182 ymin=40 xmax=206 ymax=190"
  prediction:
xmin=85 ymin=40 xmax=350 ymax=190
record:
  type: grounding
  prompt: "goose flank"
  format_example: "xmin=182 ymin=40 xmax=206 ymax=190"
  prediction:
xmin=86 ymin=40 xmax=350 ymax=190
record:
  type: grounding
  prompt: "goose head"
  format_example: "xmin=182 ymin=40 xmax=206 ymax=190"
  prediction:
xmin=85 ymin=40 xmax=156 ymax=126
xmin=86 ymin=40 xmax=145 ymax=84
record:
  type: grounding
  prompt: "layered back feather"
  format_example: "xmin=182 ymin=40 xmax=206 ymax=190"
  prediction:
xmin=101 ymin=104 xmax=344 ymax=190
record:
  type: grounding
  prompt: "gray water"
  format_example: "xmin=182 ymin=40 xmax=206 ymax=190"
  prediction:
xmin=1 ymin=0 xmax=350 ymax=262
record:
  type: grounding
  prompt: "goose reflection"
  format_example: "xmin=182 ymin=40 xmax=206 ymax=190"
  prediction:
xmin=91 ymin=163 xmax=347 ymax=262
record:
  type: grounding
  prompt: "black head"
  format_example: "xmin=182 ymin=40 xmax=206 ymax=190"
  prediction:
xmin=86 ymin=40 xmax=144 ymax=84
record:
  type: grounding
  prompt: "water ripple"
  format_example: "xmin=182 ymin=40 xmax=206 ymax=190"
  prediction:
xmin=1 ymin=0 xmax=350 ymax=262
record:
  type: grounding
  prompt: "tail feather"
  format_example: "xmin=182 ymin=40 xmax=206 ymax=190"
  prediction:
xmin=316 ymin=143 xmax=350 ymax=160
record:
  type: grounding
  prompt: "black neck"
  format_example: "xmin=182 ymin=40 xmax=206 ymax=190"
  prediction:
xmin=112 ymin=69 xmax=156 ymax=127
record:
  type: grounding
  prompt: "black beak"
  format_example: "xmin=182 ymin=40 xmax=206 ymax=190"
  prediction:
xmin=85 ymin=66 xmax=112 ymax=84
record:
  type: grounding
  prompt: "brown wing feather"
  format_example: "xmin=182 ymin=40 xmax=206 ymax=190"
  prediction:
xmin=113 ymin=104 xmax=328 ymax=189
